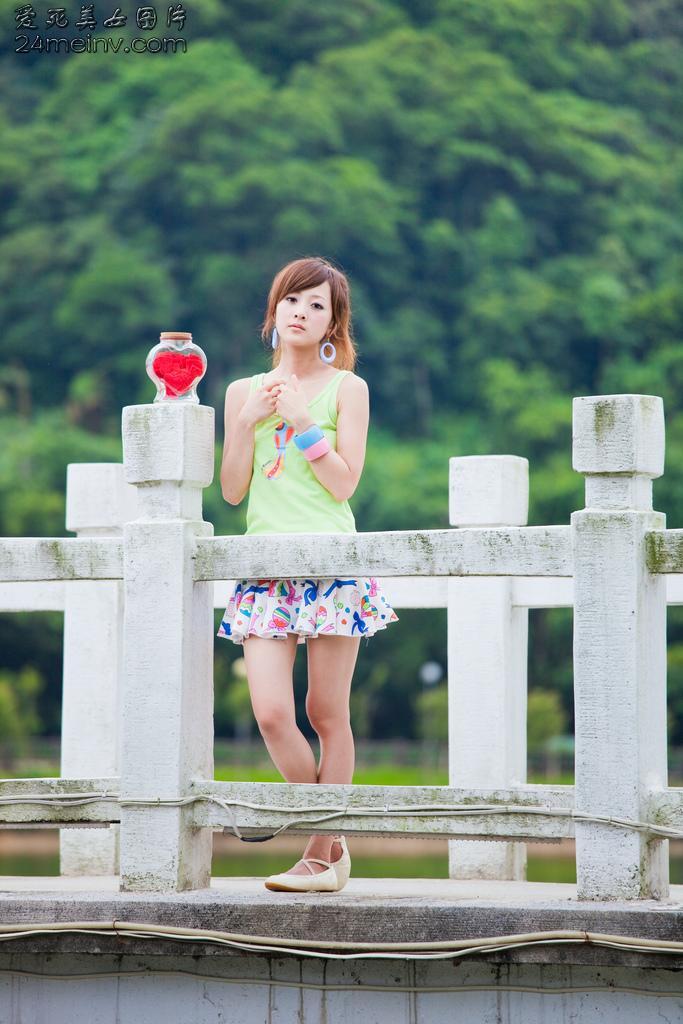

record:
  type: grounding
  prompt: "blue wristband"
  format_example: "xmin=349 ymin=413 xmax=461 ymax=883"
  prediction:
xmin=294 ymin=424 xmax=324 ymax=450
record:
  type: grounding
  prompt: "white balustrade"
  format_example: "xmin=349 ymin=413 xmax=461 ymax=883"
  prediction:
xmin=0 ymin=391 xmax=678 ymax=900
xmin=571 ymin=395 xmax=668 ymax=899
xmin=60 ymin=463 xmax=136 ymax=876
xmin=447 ymin=455 xmax=530 ymax=880
xmin=118 ymin=402 xmax=215 ymax=891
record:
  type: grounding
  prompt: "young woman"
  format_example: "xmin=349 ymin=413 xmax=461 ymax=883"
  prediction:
xmin=217 ymin=255 xmax=399 ymax=892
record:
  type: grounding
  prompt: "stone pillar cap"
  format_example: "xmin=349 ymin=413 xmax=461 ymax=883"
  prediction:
xmin=572 ymin=395 xmax=664 ymax=477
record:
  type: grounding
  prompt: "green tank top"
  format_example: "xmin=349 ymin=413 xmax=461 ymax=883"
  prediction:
xmin=244 ymin=370 xmax=357 ymax=536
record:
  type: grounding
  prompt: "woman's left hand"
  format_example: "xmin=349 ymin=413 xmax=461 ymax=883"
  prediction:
xmin=274 ymin=374 xmax=312 ymax=431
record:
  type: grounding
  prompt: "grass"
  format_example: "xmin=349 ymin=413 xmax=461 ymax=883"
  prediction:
xmin=212 ymin=765 xmax=459 ymax=785
xmin=213 ymin=765 xmax=576 ymax=786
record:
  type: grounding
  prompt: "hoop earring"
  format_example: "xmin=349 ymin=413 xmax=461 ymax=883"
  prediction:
xmin=271 ymin=327 xmax=279 ymax=350
xmin=319 ymin=339 xmax=336 ymax=364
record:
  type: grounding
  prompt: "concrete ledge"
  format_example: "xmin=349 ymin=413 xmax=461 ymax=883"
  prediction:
xmin=0 ymin=877 xmax=681 ymax=969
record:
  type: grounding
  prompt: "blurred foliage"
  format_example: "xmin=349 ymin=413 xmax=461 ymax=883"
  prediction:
xmin=0 ymin=666 xmax=43 ymax=765
xmin=1 ymin=0 xmax=682 ymax=740
xmin=415 ymin=685 xmax=449 ymax=744
xmin=527 ymin=689 xmax=568 ymax=755
xmin=0 ymin=411 xmax=121 ymax=536
xmin=414 ymin=682 xmax=568 ymax=752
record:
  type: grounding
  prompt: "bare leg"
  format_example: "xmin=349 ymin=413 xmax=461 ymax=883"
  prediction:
xmin=243 ymin=632 xmax=360 ymax=876
xmin=291 ymin=634 xmax=361 ymax=874
xmin=242 ymin=633 xmax=317 ymax=781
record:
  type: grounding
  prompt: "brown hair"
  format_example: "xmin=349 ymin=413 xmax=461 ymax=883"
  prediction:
xmin=260 ymin=256 xmax=357 ymax=371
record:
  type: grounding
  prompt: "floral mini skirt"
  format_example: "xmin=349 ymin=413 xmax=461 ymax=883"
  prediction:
xmin=217 ymin=577 xmax=399 ymax=646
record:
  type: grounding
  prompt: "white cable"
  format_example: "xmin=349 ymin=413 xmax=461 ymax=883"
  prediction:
xmin=1 ymin=791 xmax=680 ymax=841
xmin=0 ymin=920 xmax=682 ymax=964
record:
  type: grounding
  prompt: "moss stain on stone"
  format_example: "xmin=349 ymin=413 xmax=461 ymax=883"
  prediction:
xmin=43 ymin=539 xmax=74 ymax=579
xmin=645 ymin=531 xmax=669 ymax=574
xmin=593 ymin=400 xmax=616 ymax=439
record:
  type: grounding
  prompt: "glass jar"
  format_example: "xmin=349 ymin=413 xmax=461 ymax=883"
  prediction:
xmin=145 ymin=332 xmax=207 ymax=403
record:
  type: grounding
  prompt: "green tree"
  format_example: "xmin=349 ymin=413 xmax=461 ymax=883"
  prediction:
xmin=1 ymin=0 xmax=682 ymax=743
xmin=0 ymin=666 xmax=43 ymax=767
xmin=415 ymin=685 xmax=448 ymax=743
xmin=527 ymin=688 xmax=567 ymax=755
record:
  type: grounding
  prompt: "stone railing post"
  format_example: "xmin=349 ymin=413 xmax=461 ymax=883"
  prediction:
xmin=120 ymin=402 xmax=214 ymax=892
xmin=60 ymin=463 xmax=136 ymax=876
xmin=572 ymin=394 xmax=668 ymax=899
xmin=447 ymin=455 xmax=529 ymax=879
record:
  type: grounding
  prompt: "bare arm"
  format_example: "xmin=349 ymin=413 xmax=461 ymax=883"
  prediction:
xmin=220 ymin=379 xmax=255 ymax=505
xmin=297 ymin=375 xmax=369 ymax=503
xmin=221 ymin=374 xmax=290 ymax=504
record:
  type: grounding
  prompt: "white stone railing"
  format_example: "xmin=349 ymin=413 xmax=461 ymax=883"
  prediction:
xmin=0 ymin=393 xmax=681 ymax=900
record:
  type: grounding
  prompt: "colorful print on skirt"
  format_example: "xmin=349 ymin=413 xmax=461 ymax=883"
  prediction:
xmin=217 ymin=576 xmax=399 ymax=646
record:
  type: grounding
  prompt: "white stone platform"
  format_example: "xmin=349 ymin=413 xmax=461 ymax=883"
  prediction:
xmin=0 ymin=877 xmax=680 ymax=970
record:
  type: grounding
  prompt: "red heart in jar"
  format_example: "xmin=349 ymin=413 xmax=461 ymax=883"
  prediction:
xmin=152 ymin=352 xmax=204 ymax=397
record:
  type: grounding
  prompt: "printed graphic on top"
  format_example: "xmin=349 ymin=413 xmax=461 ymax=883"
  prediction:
xmin=262 ymin=420 xmax=296 ymax=479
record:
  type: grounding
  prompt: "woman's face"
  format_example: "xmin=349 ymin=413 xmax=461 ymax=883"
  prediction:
xmin=274 ymin=280 xmax=334 ymax=347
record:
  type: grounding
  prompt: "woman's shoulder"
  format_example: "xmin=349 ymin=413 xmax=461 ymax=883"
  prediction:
xmin=223 ymin=377 xmax=256 ymax=420
xmin=337 ymin=372 xmax=366 ymax=387
xmin=336 ymin=371 xmax=369 ymax=413
xmin=225 ymin=374 xmax=258 ymax=395
xmin=339 ymin=370 xmax=368 ymax=394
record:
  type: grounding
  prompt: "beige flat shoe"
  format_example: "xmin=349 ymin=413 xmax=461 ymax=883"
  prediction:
xmin=264 ymin=837 xmax=351 ymax=892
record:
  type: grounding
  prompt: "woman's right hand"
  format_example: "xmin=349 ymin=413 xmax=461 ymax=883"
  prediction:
xmin=240 ymin=376 xmax=288 ymax=426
